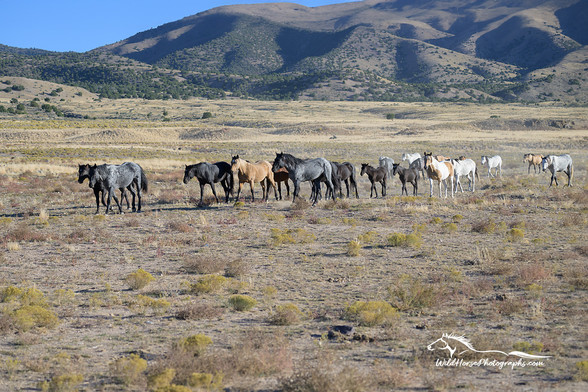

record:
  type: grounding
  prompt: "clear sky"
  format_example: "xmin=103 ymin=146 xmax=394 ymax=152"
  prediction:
xmin=0 ymin=0 xmax=359 ymax=53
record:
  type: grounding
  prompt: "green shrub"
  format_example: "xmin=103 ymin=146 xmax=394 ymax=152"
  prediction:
xmin=347 ymin=240 xmax=361 ymax=257
xmin=110 ymin=354 xmax=147 ymax=385
xmin=126 ymin=268 xmax=155 ymax=290
xmin=40 ymin=373 xmax=83 ymax=392
xmin=191 ymin=275 xmax=227 ymax=294
xmin=228 ymin=294 xmax=257 ymax=311
xmin=188 ymin=372 xmax=223 ymax=390
xmin=388 ymin=275 xmax=440 ymax=311
xmin=201 ymin=112 xmax=213 ymax=119
xmin=472 ymin=218 xmax=496 ymax=234
xmin=387 ymin=232 xmax=406 ymax=247
xmin=177 ymin=334 xmax=212 ymax=356
xmin=12 ymin=305 xmax=59 ymax=331
xmin=443 ymin=222 xmax=458 ymax=233
xmin=575 ymin=361 xmax=588 ymax=381
xmin=268 ymin=303 xmax=304 ymax=325
xmin=345 ymin=301 xmax=398 ymax=327
xmin=507 ymin=228 xmax=525 ymax=242
xmin=148 ymin=368 xmax=176 ymax=390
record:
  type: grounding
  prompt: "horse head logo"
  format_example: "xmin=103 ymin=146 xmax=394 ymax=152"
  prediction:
xmin=427 ymin=333 xmax=552 ymax=359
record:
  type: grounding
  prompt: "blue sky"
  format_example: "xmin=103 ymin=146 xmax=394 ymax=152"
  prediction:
xmin=1 ymin=0 xmax=359 ymax=52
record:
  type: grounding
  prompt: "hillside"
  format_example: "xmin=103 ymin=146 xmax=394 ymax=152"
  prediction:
xmin=1 ymin=0 xmax=586 ymax=103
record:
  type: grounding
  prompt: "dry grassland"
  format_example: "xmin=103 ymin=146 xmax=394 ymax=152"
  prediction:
xmin=0 ymin=99 xmax=587 ymax=391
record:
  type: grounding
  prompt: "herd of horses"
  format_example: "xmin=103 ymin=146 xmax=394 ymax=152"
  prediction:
xmin=77 ymin=152 xmax=574 ymax=214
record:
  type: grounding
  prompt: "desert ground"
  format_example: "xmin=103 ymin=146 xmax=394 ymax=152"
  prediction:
xmin=0 ymin=95 xmax=587 ymax=391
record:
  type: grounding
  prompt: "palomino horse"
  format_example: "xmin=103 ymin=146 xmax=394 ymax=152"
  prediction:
xmin=481 ymin=155 xmax=502 ymax=178
xmin=392 ymin=163 xmax=418 ymax=196
xmin=183 ymin=161 xmax=234 ymax=205
xmin=231 ymin=155 xmax=277 ymax=202
xmin=89 ymin=162 xmax=147 ymax=213
xmin=542 ymin=154 xmax=573 ymax=187
xmin=272 ymin=152 xmax=334 ymax=205
xmin=424 ymin=152 xmax=454 ymax=198
xmin=451 ymin=158 xmax=478 ymax=193
xmin=523 ymin=153 xmax=543 ymax=174
xmin=360 ymin=163 xmax=387 ymax=198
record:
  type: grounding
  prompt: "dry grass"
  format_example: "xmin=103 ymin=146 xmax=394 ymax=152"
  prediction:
xmin=0 ymin=99 xmax=586 ymax=391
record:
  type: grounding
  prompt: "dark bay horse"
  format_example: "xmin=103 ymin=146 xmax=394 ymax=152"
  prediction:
xmin=360 ymin=163 xmax=387 ymax=198
xmin=273 ymin=167 xmax=291 ymax=200
xmin=89 ymin=162 xmax=147 ymax=214
xmin=392 ymin=163 xmax=418 ymax=196
xmin=272 ymin=152 xmax=333 ymax=206
xmin=332 ymin=162 xmax=359 ymax=198
xmin=183 ymin=161 xmax=234 ymax=206
xmin=78 ymin=164 xmax=130 ymax=214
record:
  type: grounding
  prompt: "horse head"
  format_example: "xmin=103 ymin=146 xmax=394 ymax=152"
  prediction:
xmin=423 ymin=153 xmax=433 ymax=169
xmin=88 ymin=164 xmax=99 ymax=189
xmin=78 ymin=164 xmax=90 ymax=184
xmin=231 ymin=155 xmax=240 ymax=171
xmin=360 ymin=163 xmax=369 ymax=176
xmin=182 ymin=165 xmax=193 ymax=184
xmin=541 ymin=156 xmax=551 ymax=172
xmin=272 ymin=152 xmax=286 ymax=173
xmin=392 ymin=163 xmax=400 ymax=175
xmin=427 ymin=336 xmax=457 ymax=358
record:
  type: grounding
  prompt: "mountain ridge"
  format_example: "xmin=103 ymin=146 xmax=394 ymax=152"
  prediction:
xmin=1 ymin=0 xmax=586 ymax=103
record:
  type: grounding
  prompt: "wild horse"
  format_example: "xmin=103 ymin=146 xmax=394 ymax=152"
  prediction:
xmin=183 ymin=161 xmax=234 ymax=205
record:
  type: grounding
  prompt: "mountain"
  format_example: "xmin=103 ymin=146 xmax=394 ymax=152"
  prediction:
xmin=1 ymin=0 xmax=586 ymax=103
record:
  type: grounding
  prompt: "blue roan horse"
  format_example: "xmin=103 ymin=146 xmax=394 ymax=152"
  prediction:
xmin=89 ymin=162 xmax=147 ymax=214
xmin=272 ymin=152 xmax=334 ymax=205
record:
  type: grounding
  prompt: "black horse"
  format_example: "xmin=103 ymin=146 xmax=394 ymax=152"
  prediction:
xmin=392 ymin=163 xmax=418 ymax=196
xmin=360 ymin=163 xmax=387 ymax=198
xmin=78 ymin=163 xmax=133 ymax=214
xmin=183 ymin=162 xmax=234 ymax=206
xmin=89 ymin=162 xmax=147 ymax=214
xmin=312 ymin=161 xmax=341 ymax=202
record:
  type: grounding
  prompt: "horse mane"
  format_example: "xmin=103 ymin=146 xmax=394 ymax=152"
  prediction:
xmin=442 ymin=333 xmax=475 ymax=350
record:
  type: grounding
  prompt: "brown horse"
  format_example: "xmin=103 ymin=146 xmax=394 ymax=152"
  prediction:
xmin=273 ymin=167 xmax=291 ymax=200
xmin=231 ymin=155 xmax=277 ymax=202
xmin=523 ymin=153 xmax=543 ymax=174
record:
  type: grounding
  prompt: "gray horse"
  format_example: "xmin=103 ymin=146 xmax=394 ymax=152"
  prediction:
xmin=272 ymin=153 xmax=334 ymax=206
xmin=542 ymin=154 xmax=573 ymax=186
xmin=89 ymin=162 xmax=147 ymax=213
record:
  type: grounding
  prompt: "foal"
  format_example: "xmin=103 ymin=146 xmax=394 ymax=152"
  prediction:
xmin=360 ymin=163 xmax=387 ymax=198
xmin=392 ymin=163 xmax=418 ymax=196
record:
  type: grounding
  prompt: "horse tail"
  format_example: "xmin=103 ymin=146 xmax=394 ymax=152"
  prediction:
xmin=228 ymin=171 xmax=235 ymax=195
xmin=140 ymin=169 xmax=148 ymax=193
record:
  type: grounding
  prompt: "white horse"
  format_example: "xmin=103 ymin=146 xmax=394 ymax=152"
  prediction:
xmin=378 ymin=156 xmax=394 ymax=181
xmin=424 ymin=153 xmax=454 ymax=198
xmin=451 ymin=158 xmax=478 ymax=192
xmin=402 ymin=152 xmax=421 ymax=164
xmin=542 ymin=154 xmax=573 ymax=187
xmin=481 ymin=155 xmax=502 ymax=178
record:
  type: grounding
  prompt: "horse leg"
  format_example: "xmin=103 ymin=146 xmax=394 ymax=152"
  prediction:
xmin=292 ymin=181 xmax=300 ymax=203
xmin=277 ymin=181 xmax=282 ymax=200
xmin=285 ymin=181 xmax=290 ymax=198
xmin=105 ymin=187 xmax=115 ymax=214
xmin=210 ymin=183 xmax=219 ymax=204
xmin=236 ymin=182 xmax=243 ymax=200
xmin=249 ymin=181 xmax=256 ymax=202
xmin=429 ymin=178 xmax=434 ymax=197
xmin=412 ymin=180 xmax=418 ymax=196
xmin=94 ymin=188 xmax=101 ymax=214
xmin=269 ymin=177 xmax=278 ymax=201
xmin=125 ymin=186 xmax=136 ymax=212
xmin=382 ymin=178 xmax=386 ymax=197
